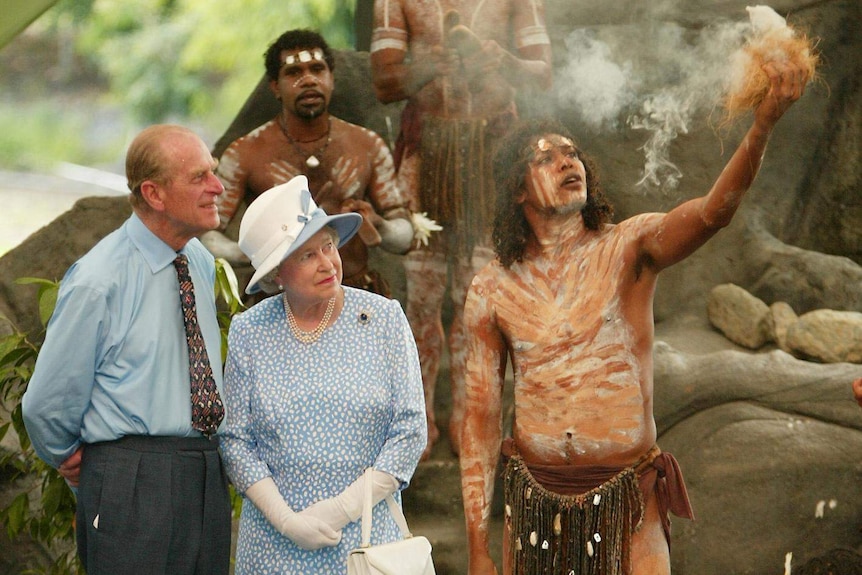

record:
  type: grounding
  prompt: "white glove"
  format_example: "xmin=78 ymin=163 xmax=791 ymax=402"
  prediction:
xmin=303 ymin=469 xmax=399 ymax=531
xmin=244 ymin=477 xmax=342 ymax=550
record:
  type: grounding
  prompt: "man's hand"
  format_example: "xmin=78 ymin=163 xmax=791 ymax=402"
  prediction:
xmin=852 ymin=377 xmax=862 ymax=408
xmin=461 ymin=40 xmax=505 ymax=92
xmin=428 ymin=45 xmax=460 ymax=79
xmin=341 ymin=199 xmax=383 ymax=228
xmin=199 ymin=230 xmax=250 ymax=265
xmin=753 ymin=60 xmax=809 ymax=130
xmin=341 ymin=198 xmax=383 ymax=247
xmin=59 ymin=446 xmax=83 ymax=487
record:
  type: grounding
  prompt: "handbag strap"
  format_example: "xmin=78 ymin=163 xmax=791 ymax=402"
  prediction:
xmin=360 ymin=467 xmax=413 ymax=547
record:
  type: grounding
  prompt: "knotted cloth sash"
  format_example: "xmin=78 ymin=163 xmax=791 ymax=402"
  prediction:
xmin=501 ymin=438 xmax=694 ymax=575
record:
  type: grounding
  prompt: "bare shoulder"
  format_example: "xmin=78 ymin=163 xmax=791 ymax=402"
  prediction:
xmin=611 ymin=212 xmax=667 ymax=242
xmin=227 ymin=120 xmax=280 ymax=154
xmin=469 ymin=259 xmax=510 ymax=297
xmin=331 ymin=117 xmax=383 ymax=144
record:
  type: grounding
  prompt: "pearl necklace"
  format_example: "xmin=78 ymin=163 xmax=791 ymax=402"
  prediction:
xmin=278 ymin=115 xmax=331 ymax=169
xmin=283 ymin=292 xmax=335 ymax=343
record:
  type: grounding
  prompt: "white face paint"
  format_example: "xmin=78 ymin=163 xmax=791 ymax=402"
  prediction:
xmin=522 ymin=134 xmax=587 ymax=213
xmin=283 ymin=48 xmax=324 ymax=66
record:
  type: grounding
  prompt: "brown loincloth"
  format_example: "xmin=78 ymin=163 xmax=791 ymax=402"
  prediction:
xmin=501 ymin=438 xmax=694 ymax=575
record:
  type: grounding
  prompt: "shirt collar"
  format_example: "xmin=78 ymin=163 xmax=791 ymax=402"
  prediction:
xmin=126 ymin=213 xmax=184 ymax=273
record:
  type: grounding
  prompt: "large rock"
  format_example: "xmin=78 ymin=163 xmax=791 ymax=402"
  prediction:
xmin=707 ymin=283 xmax=772 ymax=349
xmin=786 ymin=310 xmax=862 ymax=364
xmin=654 ymin=343 xmax=862 ymax=573
xmin=0 ymin=196 xmax=131 ymax=339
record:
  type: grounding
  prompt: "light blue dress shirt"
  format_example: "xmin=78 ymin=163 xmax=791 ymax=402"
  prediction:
xmin=22 ymin=213 xmax=224 ymax=469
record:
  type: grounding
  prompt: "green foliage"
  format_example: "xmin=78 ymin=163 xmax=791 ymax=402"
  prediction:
xmin=214 ymin=257 xmax=245 ymax=363
xmin=0 ymin=0 xmax=357 ymax=170
xmin=60 ymin=0 xmax=356 ymax=127
xmin=0 ymin=103 xmax=113 ymax=171
xmin=0 ymin=263 xmax=245 ymax=573
xmin=0 ymin=278 xmax=82 ymax=574
xmin=213 ymin=258 xmax=247 ymax=519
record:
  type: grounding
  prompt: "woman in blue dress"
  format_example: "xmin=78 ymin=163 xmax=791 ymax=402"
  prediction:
xmin=220 ymin=175 xmax=427 ymax=573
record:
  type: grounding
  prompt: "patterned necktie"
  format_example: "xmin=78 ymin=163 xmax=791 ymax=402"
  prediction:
xmin=173 ymin=254 xmax=225 ymax=436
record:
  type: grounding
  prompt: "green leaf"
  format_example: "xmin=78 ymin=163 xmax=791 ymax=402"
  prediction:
xmin=15 ymin=277 xmax=58 ymax=288
xmin=6 ymin=493 xmax=29 ymax=537
xmin=11 ymin=404 xmax=31 ymax=451
xmin=41 ymin=472 xmax=65 ymax=516
xmin=37 ymin=281 xmax=60 ymax=327
xmin=215 ymin=258 xmax=244 ymax=314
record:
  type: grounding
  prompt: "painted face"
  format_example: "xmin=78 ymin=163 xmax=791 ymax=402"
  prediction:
xmin=276 ymin=227 xmax=342 ymax=303
xmin=273 ymin=47 xmax=333 ymax=120
xmin=520 ymin=134 xmax=587 ymax=214
xmin=157 ymin=133 xmax=224 ymax=242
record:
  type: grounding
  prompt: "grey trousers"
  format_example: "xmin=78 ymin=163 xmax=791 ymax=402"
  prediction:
xmin=76 ymin=435 xmax=231 ymax=575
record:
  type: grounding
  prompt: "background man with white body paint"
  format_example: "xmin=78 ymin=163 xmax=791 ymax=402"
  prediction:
xmin=460 ymin=57 xmax=811 ymax=574
xmin=210 ymin=28 xmax=414 ymax=297
xmin=370 ymin=0 xmax=553 ymax=459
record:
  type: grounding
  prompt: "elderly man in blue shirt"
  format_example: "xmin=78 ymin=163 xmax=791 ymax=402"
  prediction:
xmin=22 ymin=124 xmax=232 ymax=575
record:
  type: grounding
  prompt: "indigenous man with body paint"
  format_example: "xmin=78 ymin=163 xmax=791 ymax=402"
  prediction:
xmin=210 ymin=29 xmax=414 ymax=297
xmin=460 ymin=60 xmax=810 ymax=574
xmin=370 ymin=0 xmax=553 ymax=458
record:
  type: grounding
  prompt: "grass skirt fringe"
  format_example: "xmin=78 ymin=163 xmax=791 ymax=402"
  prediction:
xmin=504 ymin=454 xmax=645 ymax=575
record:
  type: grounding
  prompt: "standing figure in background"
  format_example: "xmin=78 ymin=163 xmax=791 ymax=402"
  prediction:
xmin=22 ymin=125 xmax=231 ymax=575
xmin=370 ymin=0 xmax=553 ymax=457
xmin=210 ymin=28 xmax=414 ymax=297
xmin=220 ymin=175 xmax=426 ymax=573
xmin=460 ymin=60 xmax=808 ymax=575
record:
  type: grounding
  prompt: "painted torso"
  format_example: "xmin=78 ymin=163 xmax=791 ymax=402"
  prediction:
xmin=375 ymin=0 xmax=544 ymax=118
xmin=216 ymin=116 xmax=405 ymax=278
xmin=468 ymin=214 xmax=663 ymax=466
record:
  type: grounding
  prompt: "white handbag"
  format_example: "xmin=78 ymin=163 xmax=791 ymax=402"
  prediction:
xmin=347 ymin=468 xmax=436 ymax=575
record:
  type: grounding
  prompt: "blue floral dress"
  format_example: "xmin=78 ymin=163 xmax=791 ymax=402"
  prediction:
xmin=220 ymin=287 xmax=426 ymax=574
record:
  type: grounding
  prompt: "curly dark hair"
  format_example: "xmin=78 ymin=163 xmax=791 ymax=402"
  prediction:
xmin=492 ymin=118 xmax=614 ymax=268
xmin=264 ymin=29 xmax=336 ymax=81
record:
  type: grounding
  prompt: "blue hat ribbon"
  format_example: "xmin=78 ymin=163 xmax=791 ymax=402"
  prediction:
xmin=297 ymin=188 xmax=326 ymax=224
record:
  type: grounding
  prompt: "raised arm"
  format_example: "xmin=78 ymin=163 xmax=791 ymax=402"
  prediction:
xmin=641 ymin=60 xmax=809 ymax=272
xmin=369 ymin=0 xmax=457 ymax=104
xmin=460 ymin=274 xmax=508 ymax=575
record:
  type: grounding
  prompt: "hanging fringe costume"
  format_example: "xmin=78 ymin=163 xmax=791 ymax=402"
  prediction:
xmin=394 ymin=102 xmax=517 ymax=256
xmin=501 ymin=439 xmax=694 ymax=575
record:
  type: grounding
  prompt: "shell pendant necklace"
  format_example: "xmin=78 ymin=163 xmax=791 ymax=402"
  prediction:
xmin=279 ymin=114 xmax=331 ymax=169
xmin=283 ymin=292 xmax=335 ymax=343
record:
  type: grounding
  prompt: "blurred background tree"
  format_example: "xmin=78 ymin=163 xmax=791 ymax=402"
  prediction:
xmin=0 ymin=0 xmax=357 ymax=170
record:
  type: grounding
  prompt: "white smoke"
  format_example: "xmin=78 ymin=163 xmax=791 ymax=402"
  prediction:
xmin=553 ymin=13 xmax=752 ymax=192
xmin=555 ymin=29 xmax=637 ymax=132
